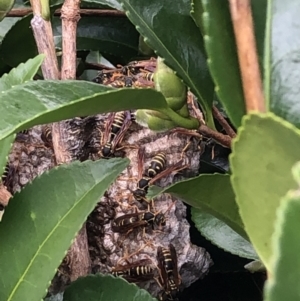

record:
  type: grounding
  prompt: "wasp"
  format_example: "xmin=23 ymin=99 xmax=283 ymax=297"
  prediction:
xmin=111 ymin=258 xmax=154 ymax=282
xmin=93 ymin=70 xmax=114 ymax=84
xmin=41 ymin=124 xmax=52 ymax=147
xmin=108 ymin=76 xmax=135 ymax=88
xmin=120 ymin=64 xmax=140 ymax=76
xmin=139 ymin=71 xmax=154 ymax=82
xmin=127 ymin=58 xmax=157 ymax=73
xmin=157 ymin=244 xmax=181 ymax=301
xmin=133 ymin=147 xmax=186 ymax=203
xmin=99 ymin=111 xmax=132 ymax=158
xmin=111 ymin=209 xmax=166 ymax=234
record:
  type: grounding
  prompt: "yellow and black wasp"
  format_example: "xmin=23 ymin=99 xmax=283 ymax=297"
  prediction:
xmin=99 ymin=111 xmax=132 ymax=158
xmin=111 ymin=258 xmax=155 ymax=283
xmin=111 ymin=209 xmax=166 ymax=234
xmin=41 ymin=124 xmax=52 ymax=148
xmin=132 ymin=147 xmax=187 ymax=204
xmin=157 ymin=244 xmax=181 ymax=301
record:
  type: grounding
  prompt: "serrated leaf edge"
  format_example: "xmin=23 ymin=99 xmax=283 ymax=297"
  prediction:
xmin=229 ymin=112 xmax=300 ymax=271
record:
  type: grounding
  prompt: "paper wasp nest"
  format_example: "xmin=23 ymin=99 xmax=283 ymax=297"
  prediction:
xmin=2 ymin=115 xmax=213 ymax=299
xmin=87 ymin=118 xmax=213 ymax=298
xmin=1 ymin=58 xmax=213 ymax=299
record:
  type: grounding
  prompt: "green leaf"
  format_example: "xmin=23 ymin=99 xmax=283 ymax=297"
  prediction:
xmin=0 ymin=17 xmax=20 ymax=41
xmin=120 ymin=0 xmax=216 ymax=128
xmin=0 ymin=15 xmax=37 ymax=67
xmin=63 ymin=274 xmax=157 ymax=301
xmin=0 ymin=135 xmax=15 ymax=177
xmin=0 ymin=158 xmax=129 ymax=301
xmin=251 ymin=0 xmax=267 ymax=75
xmin=0 ymin=54 xmax=44 ymax=91
xmin=265 ymin=1 xmax=300 ymax=128
xmin=230 ymin=113 xmax=300 ymax=271
xmin=0 ymin=14 xmax=138 ymax=67
xmin=53 ymin=16 xmax=139 ymax=63
xmin=0 ymin=80 xmax=194 ymax=141
xmin=201 ymin=0 xmax=245 ymax=128
xmin=0 ymin=0 xmax=15 ymax=21
xmin=192 ymin=208 xmax=258 ymax=260
xmin=264 ymin=161 xmax=300 ymax=301
xmin=161 ymin=173 xmax=247 ymax=240
xmin=82 ymin=0 xmax=123 ymax=10
xmin=190 ymin=0 xmax=204 ymax=34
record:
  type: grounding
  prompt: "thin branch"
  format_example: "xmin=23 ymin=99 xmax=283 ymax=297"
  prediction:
xmin=29 ymin=0 xmax=60 ymax=80
xmin=212 ymin=106 xmax=236 ymax=138
xmin=52 ymin=0 xmax=92 ymax=283
xmin=7 ymin=8 xmax=125 ymax=17
xmin=199 ymin=124 xmax=232 ymax=149
xmin=61 ymin=0 xmax=80 ymax=79
xmin=228 ymin=0 xmax=265 ymax=113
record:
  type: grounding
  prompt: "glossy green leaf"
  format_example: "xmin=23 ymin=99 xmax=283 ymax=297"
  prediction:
xmin=192 ymin=208 xmax=258 ymax=260
xmin=53 ymin=16 xmax=139 ymax=63
xmin=0 ymin=17 xmax=20 ymax=41
xmin=230 ymin=113 xmax=300 ymax=271
xmin=82 ymin=0 xmax=123 ymax=10
xmin=162 ymin=173 xmax=247 ymax=240
xmin=201 ymin=0 xmax=245 ymax=128
xmin=0 ymin=14 xmax=138 ymax=67
xmin=0 ymin=0 xmax=15 ymax=21
xmin=265 ymin=1 xmax=300 ymax=128
xmin=0 ymin=135 xmax=15 ymax=178
xmin=251 ymin=0 xmax=267 ymax=74
xmin=0 ymin=54 xmax=44 ymax=91
xmin=190 ymin=0 xmax=204 ymax=34
xmin=264 ymin=161 xmax=300 ymax=301
xmin=0 ymin=55 xmax=44 ymax=175
xmin=0 ymin=15 xmax=37 ymax=67
xmin=0 ymin=158 xmax=129 ymax=301
xmin=64 ymin=274 xmax=157 ymax=301
xmin=0 ymin=80 xmax=198 ymax=141
xmin=120 ymin=0 xmax=216 ymax=128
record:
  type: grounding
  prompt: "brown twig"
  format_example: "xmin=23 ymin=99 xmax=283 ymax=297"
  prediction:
xmin=52 ymin=0 xmax=91 ymax=283
xmin=199 ymin=124 xmax=232 ymax=149
xmin=6 ymin=8 xmax=126 ymax=17
xmin=29 ymin=0 xmax=60 ymax=80
xmin=228 ymin=0 xmax=265 ymax=113
xmin=61 ymin=0 xmax=81 ymax=79
xmin=212 ymin=106 xmax=236 ymax=138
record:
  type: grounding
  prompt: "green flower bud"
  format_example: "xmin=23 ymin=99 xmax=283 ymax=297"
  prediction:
xmin=154 ymin=57 xmax=187 ymax=111
xmin=136 ymin=109 xmax=177 ymax=132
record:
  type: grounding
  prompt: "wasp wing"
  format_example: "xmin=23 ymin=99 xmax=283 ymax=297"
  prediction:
xmin=169 ymin=244 xmax=181 ymax=286
xmin=111 ymin=110 xmax=132 ymax=149
xmin=149 ymin=160 xmax=189 ymax=186
xmin=102 ymin=112 xmax=116 ymax=145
